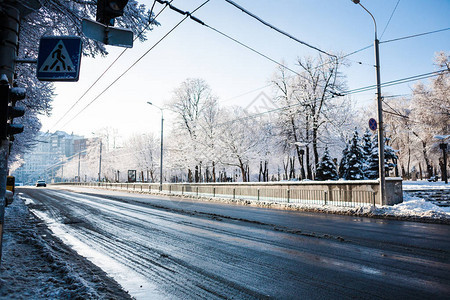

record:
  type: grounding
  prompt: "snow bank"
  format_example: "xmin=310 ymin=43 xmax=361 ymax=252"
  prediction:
xmin=403 ymin=180 xmax=450 ymax=190
xmin=0 ymin=194 xmax=132 ymax=299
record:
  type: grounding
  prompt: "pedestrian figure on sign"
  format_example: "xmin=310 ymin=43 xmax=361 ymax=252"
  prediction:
xmin=49 ymin=45 xmax=68 ymax=71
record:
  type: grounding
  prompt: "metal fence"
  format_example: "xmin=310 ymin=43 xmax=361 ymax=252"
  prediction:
xmin=63 ymin=182 xmax=377 ymax=207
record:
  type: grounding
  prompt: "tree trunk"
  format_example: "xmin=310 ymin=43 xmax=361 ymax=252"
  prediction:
xmin=239 ymin=159 xmax=247 ymax=182
xmin=306 ymin=145 xmax=312 ymax=180
xmin=264 ymin=161 xmax=269 ymax=182
xmin=259 ymin=161 xmax=262 ymax=182
xmin=312 ymin=124 xmax=319 ymax=171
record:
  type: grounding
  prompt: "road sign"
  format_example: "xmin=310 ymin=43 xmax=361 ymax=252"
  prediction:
xmin=368 ymin=118 xmax=377 ymax=131
xmin=82 ymin=19 xmax=133 ymax=48
xmin=37 ymin=36 xmax=82 ymax=81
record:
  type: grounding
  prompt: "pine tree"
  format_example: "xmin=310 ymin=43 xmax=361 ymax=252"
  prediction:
xmin=361 ymin=130 xmax=373 ymax=174
xmin=366 ymin=136 xmax=379 ymax=179
xmin=339 ymin=142 xmax=350 ymax=178
xmin=366 ymin=134 xmax=399 ymax=179
xmin=316 ymin=147 xmax=339 ymax=180
xmin=342 ymin=130 xmax=365 ymax=180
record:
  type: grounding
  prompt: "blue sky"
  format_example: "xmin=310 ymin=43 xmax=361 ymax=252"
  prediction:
xmin=41 ymin=0 xmax=450 ymax=139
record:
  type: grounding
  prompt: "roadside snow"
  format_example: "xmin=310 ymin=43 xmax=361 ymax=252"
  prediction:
xmin=0 ymin=195 xmax=132 ymax=299
xmin=403 ymin=180 xmax=450 ymax=190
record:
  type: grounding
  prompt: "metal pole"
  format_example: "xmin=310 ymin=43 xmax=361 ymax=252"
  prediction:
xmin=355 ymin=1 xmax=386 ymax=205
xmin=0 ymin=3 xmax=19 ymax=265
xmin=98 ymin=139 xmax=102 ymax=183
xmin=77 ymin=149 xmax=81 ymax=182
xmin=375 ymin=38 xmax=386 ymax=205
xmin=160 ymin=112 xmax=164 ymax=191
xmin=440 ymin=143 xmax=448 ymax=184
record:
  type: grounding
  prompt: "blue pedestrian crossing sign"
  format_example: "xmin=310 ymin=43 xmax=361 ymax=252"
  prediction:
xmin=37 ymin=36 xmax=82 ymax=81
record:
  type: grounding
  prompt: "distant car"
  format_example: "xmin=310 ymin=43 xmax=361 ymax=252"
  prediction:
xmin=36 ymin=180 xmax=46 ymax=187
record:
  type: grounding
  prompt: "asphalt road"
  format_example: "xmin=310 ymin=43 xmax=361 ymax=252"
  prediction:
xmin=18 ymin=186 xmax=450 ymax=299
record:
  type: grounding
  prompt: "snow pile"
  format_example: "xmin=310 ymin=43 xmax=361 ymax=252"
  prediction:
xmin=373 ymin=193 xmax=450 ymax=221
xmin=0 ymin=195 xmax=131 ymax=299
xmin=402 ymin=180 xmax=450 ymax=190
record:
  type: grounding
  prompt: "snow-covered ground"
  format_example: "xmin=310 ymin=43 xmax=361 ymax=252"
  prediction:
xmin=402 ymin=180 xmax=450 ymax=190
xmin=0 ymin=195 xmax=131 ymax=299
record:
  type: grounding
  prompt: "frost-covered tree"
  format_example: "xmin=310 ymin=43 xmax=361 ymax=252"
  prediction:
xmin=366 ymin=134 xmax=399 ymax=179
xmin=167 ymin=78 xmax=219 ymax=182
xmin=361 ymin=129 xmax=373 ymax=174
xmin=338 ymin=141 xmax=350 ymax=178
xmin=315 ymin=147 xmax=338 ymax=180
xmin=271 ymin=54 xmax=349 ymax=179
xmin=341 ymin=130 xmax=364 ymax=180
xmin=409 ymin=51 xmax=449 ymax=178
xmin=216 ymin=106 xmax=269 ymax=182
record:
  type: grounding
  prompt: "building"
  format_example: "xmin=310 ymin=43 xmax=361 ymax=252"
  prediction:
xmin=12 ymin=131 xmax=86 ymax=184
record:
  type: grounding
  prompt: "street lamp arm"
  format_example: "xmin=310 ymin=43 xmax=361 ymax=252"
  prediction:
xmin=147 ymin=101 xmax=163 ymax=114
xmin=356 ymin=2 xmax=378 ymax=38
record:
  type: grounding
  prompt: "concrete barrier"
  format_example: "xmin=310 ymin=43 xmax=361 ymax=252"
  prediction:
xmin=55 ymin=178 xmax=403 ymax=206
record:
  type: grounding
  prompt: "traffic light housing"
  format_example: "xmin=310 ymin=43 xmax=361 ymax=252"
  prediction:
xmin=96 ymin=0 xmax=129 ymax=26
xmin=0 ymin=75 xmax=26 ymax=140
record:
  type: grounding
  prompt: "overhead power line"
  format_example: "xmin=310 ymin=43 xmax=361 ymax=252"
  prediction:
xmin=222 ymin=0 xmax=336 ymax=58
xmin=380 ymin=0 xmax=400 ymax=39
xmin=49 ymin=1 xmax=171 ymax=131
xmin=216 ymin=69 xmax=448 ymax=127
xmin=58 ymin=0 xmax=211 ymax=130
xmin=381 ymin=27 xmax=450 ymax=44
xmin=157 ymin=0 xmax=301 ymax=76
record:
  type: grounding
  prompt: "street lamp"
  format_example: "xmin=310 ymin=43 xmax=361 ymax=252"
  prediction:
xmin=92 ymin=133 xmax=103 ymax=184
xmin=147 ymin=101 xmax=164 ymax=192
xmin=352 ymin=0 xmax=386 ymax=205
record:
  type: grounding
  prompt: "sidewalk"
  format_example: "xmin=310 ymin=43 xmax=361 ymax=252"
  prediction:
xmin=0 ymin=196 xmax=131 ymax=299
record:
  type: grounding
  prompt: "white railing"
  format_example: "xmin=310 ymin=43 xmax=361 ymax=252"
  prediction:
xmin=54 ymin=179 xmax=404 ymax=207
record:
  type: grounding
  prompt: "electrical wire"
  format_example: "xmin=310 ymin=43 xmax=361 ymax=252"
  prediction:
xmin=380 ymin=0 xmax=400 ymax=39
xmin=380 ymin=27 xmax=450 ymax=44
xmin=49 ymin=1 xmax=170 ymax=131
xmin=58 ymin=0 xmax=211 ymax=130
xmin=158 ymin=1 xmax=302 ymax=76
xmin=215 ymin=69 xmax=448 ymax=127
xmin=222 ymin=0 xmax=336 ymax=58
xmin=205 ymin=25 xmax=301 ymax=76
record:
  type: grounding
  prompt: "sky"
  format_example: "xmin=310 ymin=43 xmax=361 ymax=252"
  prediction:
xmin=39 ymin=0 xmax=450 ymax=142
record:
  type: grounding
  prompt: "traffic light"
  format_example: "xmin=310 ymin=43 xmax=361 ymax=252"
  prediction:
xmin=96 ymin=0 xmax=129 ymax=26
xmin=8 ymin=86 xmax=26 ymax=136
xmin=0 ymin=75 xmax=26 ymax=140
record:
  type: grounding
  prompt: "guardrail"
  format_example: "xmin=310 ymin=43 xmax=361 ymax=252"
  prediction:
xmin=55 ymin=179 xmax=403 ymax=207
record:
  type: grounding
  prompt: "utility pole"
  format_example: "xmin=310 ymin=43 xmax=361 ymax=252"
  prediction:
xmin=147 ymin=101 xmax=164 ymax=191
xmin=440 ymin=143 xmax=448 ymax=184
xmin=77 ymin=148 xmax=81 ymax=182
xmin=0 ymin=2 xmax=19 ymax=264
xmin=352 ymin=0 xmax=386 ymax=205
xmin=98 ymin=139 xmax=102 ymax=183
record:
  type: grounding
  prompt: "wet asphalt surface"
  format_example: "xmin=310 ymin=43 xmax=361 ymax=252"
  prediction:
xmin=18 ymin=187 xmax=450 ymax=299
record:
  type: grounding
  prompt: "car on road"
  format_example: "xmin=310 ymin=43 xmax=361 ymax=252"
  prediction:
xmin=36 ymin=180 xmax=46 ymax=187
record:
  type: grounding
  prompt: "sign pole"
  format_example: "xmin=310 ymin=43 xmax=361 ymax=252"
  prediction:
xmin=0 ymin=2 xmax=20 ymax=265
